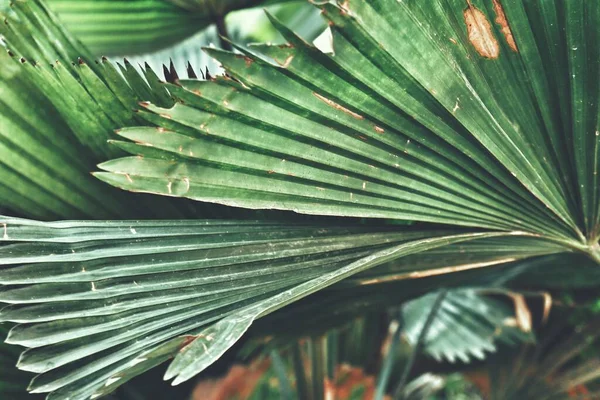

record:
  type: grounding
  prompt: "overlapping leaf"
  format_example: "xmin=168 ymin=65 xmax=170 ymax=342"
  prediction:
xmin=0 ymin=216 xmax=558 ymax=399
xmin=0 ymin=325 xmax=36 ymax=399
xmin=40 ymin=0 xmax=206 ymax=56
xmin=0 ymin=49 xmax=119 ymax=220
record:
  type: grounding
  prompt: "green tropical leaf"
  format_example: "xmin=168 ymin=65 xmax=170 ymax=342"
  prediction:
xmin=122 ymin=28 xmax=224 ymax=77
xmin=0 ymin=0 xmax=226 ymax=219
xmin=402 ymin=289 xmax=533 ymax=363
xmin=0 ymin=325 xmax=37 ymax=399
xmin=88 ymin=0 xmax=600 ymax=392
xmin=43 ymin=0 xmax=206 ymax=56
xmin=96 ymin=1 xmax=600 ymax=257
xmin=2 ymin=0 xmax=600 ymax=398
xmin=0 ymin=0 xmax=295 ymax=56
xmin=0 ymin=216 xmax=556 ymax=398
xmin=0 ymin=46 xmax=152 ymax=219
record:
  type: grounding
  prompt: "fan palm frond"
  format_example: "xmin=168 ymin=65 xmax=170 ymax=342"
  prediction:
xmin=1 ymin=0 xmax=600 ymax=398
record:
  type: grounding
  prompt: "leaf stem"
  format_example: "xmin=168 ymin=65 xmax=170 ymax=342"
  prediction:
xmin=588 ymin=241 xmax=600 ymax=264
xmin=292 ymin=343 xmax=311 ymax=400
xmin=393 ymin=290 xmax=447 ymax=399
xmin=215 ymin=15 xmax=233 ymax=51
xmin=271 ymin=350 xmax=293 ymax=400
xmin=310 ymin=337 xmax=326 ymax=400
xmin=375 ymin=315 xmax=403 ymax=400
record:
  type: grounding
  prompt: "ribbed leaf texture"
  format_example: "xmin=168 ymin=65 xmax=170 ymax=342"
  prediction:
xmin=97 ymin=1 xmax=600 ymax=254
xmin=402 ymin=289 xmax=533 ymax=363
xmin=0 ymin=0 xmax=241 ymax=220
xmin=0 ymin=325 xmax=38 ymax=399
xmin=0 ymin=217 xmax=560 ymax=399
xmin=45 ymin=0 xmax=207 ymax=56
xmin=1 ymin=0 xmax=600 ymax=398
xmin=0 ymin=0 xmax=294 ymax=56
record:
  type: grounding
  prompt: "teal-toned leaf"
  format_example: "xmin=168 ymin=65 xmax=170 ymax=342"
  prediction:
xmin=0 ymin=216 xmax=556 ymax=398
xmin=402 ymin=289 xmax=533 ymax=363
xmin=0 ymin=325 xmax=37 ymax=399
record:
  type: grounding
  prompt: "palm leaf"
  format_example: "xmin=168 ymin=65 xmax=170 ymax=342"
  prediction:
xmin=402 ymin=289 xmax=532 ymax=363
xmin=2 ymin=0 xmax=294 ymax=56
xmin=0 ymin=0 xmax=225 ymax=219
xmin=2 ymin=0 xmax=600 ymax=398
xmin=0 ymin=216 xmax=557 ymax=398
xmin=122 ymin=27 xmax=224 ymax=77
xmin=43 ymin=0 xmax=206 ymax=56
xmin=96 ymin=1 xmax=600 ymax=256
xmin=0 ymin=325 xmax=37 ymax=399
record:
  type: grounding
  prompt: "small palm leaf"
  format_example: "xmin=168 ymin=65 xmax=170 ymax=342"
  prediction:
xmin=402 ymin=289 xmax=533 ymax=363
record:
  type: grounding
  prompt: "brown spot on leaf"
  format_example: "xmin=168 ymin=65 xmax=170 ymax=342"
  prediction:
xmin=509 ymin=293 xmax=532 ymax=332
xmin=339 ymin=0 xmax=351 ymax=15
xmin=492 ymin=0 xmax=518 ymax=52
xmin=464 ymin=1 xmax=500 ymax=59
xmin=281 ymin=55 xmax=294 ymax=68
xmin=179 ymin=335 xmax=197 ymax=353
xmin=541 ymin=292 xmax=552 ymax=324
xmin=313 ymin=92 xmax=364 ymax=120
xmin=374 ymin=125 xmax=385 ymax=134
xmin=274 ymin=54 xmax=294 ymax=68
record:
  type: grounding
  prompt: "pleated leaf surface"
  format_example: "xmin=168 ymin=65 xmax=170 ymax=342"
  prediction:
xmin=0 ymin=216 xmax=558 ymax=399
